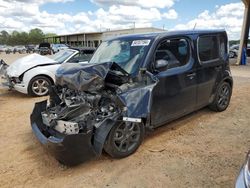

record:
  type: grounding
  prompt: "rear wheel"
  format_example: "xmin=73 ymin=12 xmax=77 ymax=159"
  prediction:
xmin=104 ymin=121 xmax=144 ymax=158
xmin=209 ymin=82 xmax=232 ymax=112
xmin=28 ymin=76 xmax=52 ymax=97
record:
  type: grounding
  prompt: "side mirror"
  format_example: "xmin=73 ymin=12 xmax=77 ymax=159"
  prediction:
xmin=155 ymin=59 xmax=169 ymax=71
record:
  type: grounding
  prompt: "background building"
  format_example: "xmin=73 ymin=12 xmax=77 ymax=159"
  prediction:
xmin=44 ymin=27 xmax=164 ymax=47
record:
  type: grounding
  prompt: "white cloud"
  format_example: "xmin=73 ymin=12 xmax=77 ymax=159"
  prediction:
xmin=91 ymin=0 xmax=175 ymax=9
xmin=0 ymin=0 xmax=245 ymax=40
xmin=0 ymin=0 xmax=177 ymax=35
xmin=162 ymin=9 xmax=178 ymax=19
xmin=173 ymin=2 xmax=245 ymax=40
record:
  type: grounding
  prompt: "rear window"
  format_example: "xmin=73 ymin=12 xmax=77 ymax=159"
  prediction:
xmin=198 ymin=36 xmax=219 ymax=62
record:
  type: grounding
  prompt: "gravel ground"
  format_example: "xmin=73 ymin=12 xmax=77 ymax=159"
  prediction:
xmin=0 ymin=53 xmax=250 ymax=188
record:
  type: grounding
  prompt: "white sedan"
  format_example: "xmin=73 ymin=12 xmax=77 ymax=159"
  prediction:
xmin=0 ymin=48 xmax=95 ymax=96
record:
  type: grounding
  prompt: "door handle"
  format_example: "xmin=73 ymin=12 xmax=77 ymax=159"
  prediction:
xmin=186 ymin=72 xmax=196 ymax=79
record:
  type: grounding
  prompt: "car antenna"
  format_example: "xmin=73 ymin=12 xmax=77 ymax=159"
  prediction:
xmin=193 ymin=22 xmax=197 ymax=30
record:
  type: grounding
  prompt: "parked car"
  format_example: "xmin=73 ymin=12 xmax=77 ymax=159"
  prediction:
xmin=0 ymin=48 xmax=95 ymax=96
xmin=14 ymin=45 xmax=26 ymax=54
xmin=247 ymin=45 xmax=250 ymax=57
xmin=229 ymin=44 xmax=250 ymax=58
xmin=30 ymin=30 xmax=233 ymax=165
xmin=0 ymin=45 xmax=6 ymax=53
xmin=51 ymin=43 xmax=69 ymax=54
xmin=39 ymin=42 xmax=52 ymax=55
xmin=229 ymin=44 xmax=239 ymax=58
xmin=235 ymin=151 xmax=250 ymax=188
xmin=34 ymin=45 xmax=40 ymax=54
xmin=26 ymin=45 xmax=36 ymax=53
xmin=5 ymin=46 xmax=14 ymax=54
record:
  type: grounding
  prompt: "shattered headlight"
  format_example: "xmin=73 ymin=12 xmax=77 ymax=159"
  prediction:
xmin=10 ymin=77 xmax=21 ymax=84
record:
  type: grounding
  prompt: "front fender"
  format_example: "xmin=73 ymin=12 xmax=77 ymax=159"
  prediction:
xmin=93 ymin=119 xmax=117 ymax=154
xmin=22 ymin=65 xmax=58 ymax=86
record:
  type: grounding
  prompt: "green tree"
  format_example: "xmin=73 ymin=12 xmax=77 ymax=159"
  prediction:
xmin=0 ymin=30 xmax=10 ymax=45
xmin=28 ymin=28 xmax=44 ymax=44
xmin=19 ymin=32 xmax=29 ymax=45
xmin=8 ymin=30 xmax=20 ymax=45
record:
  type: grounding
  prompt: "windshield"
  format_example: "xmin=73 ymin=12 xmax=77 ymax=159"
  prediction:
xmin=50 ymin=50 xmax=76 ymax=63
xmin=89 ymin=38 xmax=151 ymax=74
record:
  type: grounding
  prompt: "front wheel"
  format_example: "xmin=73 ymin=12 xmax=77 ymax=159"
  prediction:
xmin=28 ymin=76 xmax=52 ymax=97
xmin=209 ymin=82 xmax=232 ymax=112
xmin=104 ymin=121 xmax=145 ymax=158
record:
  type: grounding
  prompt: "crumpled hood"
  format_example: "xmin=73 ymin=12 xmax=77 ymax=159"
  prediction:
xmin=55 ymin=62 xmax=113 ymax=92
xmin=7 ymin=54 xmax=57 ymax=77
xmin=55 ymin=61 xmax=159 ymax=118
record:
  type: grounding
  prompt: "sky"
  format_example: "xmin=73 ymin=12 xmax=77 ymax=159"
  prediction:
xmin=0 ymin=0 xmax=245 ymax=40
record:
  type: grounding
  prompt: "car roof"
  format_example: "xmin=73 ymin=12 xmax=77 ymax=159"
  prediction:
xmin=108 ymin=29 xmax=226 ymax=41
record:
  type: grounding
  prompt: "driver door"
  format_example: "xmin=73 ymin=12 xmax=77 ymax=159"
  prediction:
xmin=150 ymin=37 xmax=197 ymax=127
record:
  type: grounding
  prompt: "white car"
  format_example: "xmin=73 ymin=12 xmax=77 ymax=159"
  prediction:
xmin=51 ymin=44 xmax=69 ymax=54
xmin=0 ymin=48 xmax=95 ymax=96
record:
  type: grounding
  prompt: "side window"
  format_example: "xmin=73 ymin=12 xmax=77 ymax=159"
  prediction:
xmin=68 ymin=54 xmax=80 ymax=63
xmin=68 ymin=50 xmax=95 ymax=63
xmin=219 ymin=35 xmax=227 ymax=59
xmin=198 ymin=36 xmax=219 ymax=62
xmin=78 ymin=50 xmax=95 ymax=62
xmin=154 ymin=38 xmax=190 ymax=71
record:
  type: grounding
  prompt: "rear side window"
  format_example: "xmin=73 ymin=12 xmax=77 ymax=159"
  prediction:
xmin=219 ymin=35 xmax=227 ymax=59
xmin=198 ymin=36 xmax=219 ymax=62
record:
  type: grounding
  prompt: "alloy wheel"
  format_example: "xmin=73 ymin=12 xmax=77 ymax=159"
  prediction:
xmin=217 ymin=84 xmax=230 ymax=109
xmin=113 ymin=122 xmax=141 ymax=153
xmin=31 ymin=79 xmax=49 ymax=96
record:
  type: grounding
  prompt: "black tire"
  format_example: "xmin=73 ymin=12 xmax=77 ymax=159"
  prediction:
xmin=28 ymin=76 xmax=52 ymax=97
xmin=104 ymin=121 xmax=145 ymax=158
xmin=209 ymin=82 xmax=232 ymax=112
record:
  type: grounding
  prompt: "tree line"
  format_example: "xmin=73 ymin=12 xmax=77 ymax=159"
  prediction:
xmin=0 ymin=28 xmax=57 ymax=46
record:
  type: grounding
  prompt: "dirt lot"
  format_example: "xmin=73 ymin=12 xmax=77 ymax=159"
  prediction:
xmin=0 ymin=53 xmax=250 ymax=188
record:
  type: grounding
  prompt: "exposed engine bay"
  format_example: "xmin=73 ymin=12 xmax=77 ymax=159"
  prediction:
xmin=42 ymin=88 xmax=121 ymax=135
xmin=40 ymin=62 xmax=157 ymax=136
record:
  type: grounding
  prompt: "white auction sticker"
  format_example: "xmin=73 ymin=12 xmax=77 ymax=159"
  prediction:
xmin=123 ymin=117 xmax=142 ymax=123
xmin=131 ymin=40 xmax=151 ymax=46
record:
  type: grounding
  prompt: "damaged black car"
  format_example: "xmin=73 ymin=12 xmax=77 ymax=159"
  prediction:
xmin=31 ymin=30 xmax=233 ymax=165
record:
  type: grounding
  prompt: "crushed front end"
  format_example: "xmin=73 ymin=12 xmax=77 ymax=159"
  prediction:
xmin=0 ymin=59 xmax=26 ymax=92
xmin=30 ymin=62 xmax=158 ymax=165
xmin=0 ymin=59 xmax=12 ymax=89
xmin=31 ymin=88 xmax=120 ymax=165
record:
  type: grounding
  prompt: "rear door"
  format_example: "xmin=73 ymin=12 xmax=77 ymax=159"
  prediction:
xmin=196 ymin=34 xmax=226 ymax=108
xmin=150 ymin=37 xmax=197 ymax=127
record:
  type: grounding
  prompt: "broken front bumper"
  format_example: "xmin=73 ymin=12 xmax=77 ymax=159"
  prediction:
xmin=0 ymin=59 xmax=8 ymax=76
xmin=30 ymin=100 xmax=97 ymax=166
xmin=0 ymin=59 xmax=13 ymax=89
